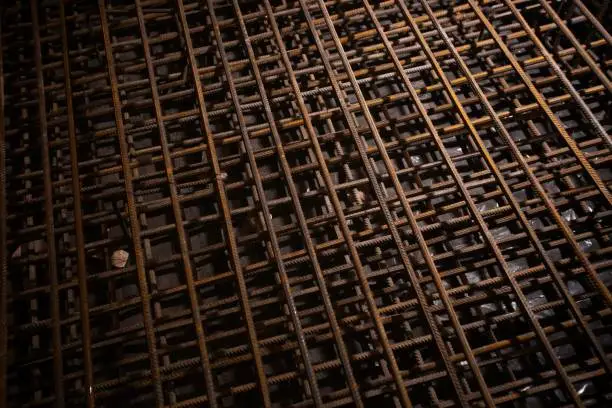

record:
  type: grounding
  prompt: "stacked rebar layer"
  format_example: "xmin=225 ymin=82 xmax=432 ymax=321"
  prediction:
xmin=1 ymin=0 xmax=611 ymax=406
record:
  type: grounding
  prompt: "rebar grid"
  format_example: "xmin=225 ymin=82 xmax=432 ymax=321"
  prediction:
xmin=0 ymin=0 xmax=611 ymax=407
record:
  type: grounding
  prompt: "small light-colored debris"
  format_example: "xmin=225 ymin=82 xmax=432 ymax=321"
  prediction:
xmin=112 ymin=249 xmax=130 ymax=268
xmin=562 ymin=208 xmax=577 ymax=222
xmin=215 ymin=172 xmax=228 ymax=181
xmin=354 ymin=189 xmax=365 ymax=205
xmin=578 ymin=383 xmax=590 ymax=395
xmin=410 ymin=155 xmax=422 ymax=166
xmin=580 ymin=239 xmax=593 ymax=251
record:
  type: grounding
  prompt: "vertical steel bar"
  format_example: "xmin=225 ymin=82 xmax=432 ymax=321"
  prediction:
xmin=397 ymin=0 xmax=585 ymax=404
xmin=301 ymin=0 xmax=470 ymax=406
xmin=0 ymin=12 xmax=6 ymax=408
xmin=262 ymin=2 xmax=429 ymax=406
xmin=1 ymin=1 xmax=611 ymax=406
xmin=465 ymin=0 xmax=612 ymax=208
xmin=58 ymin=1 xmax=94 ymax=405
xmin=206 ymin=1 xmax=324 ymax=404
xmin=266 ymin=1 xmax=416 ymax=405
xmin=97 ymin=1 xmax=164 ymax=405
xmin=399 ymin=0 xmax=612 ymax=376
xmin=30 ymin=2 xmax=66 ymax=406
xmin=231 ymin=1 xmax=364 ymax=406
xmin=173 ymin=0 xmax=271 ymax=405
xmin=361 ymin=1 xmax=496 ymax=406
xmin=133 ymin=1 xmax=218 ymax=406
xmin=501 ymin=0 xmax=612 ymax=305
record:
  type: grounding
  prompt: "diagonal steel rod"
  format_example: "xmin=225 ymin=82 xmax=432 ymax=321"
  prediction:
xmin=500 ymin=0 xmax=612 ymax=307
xmin=404 ymin=0 xmax=586 ymax=404
xmin=2 ymin=1 xmax=611 ymax=406
xmin=30 ymin=2 xmax=66 ymax=406
xmin=465 ymin=0 xmax=612 ymax=208
xmin=233 ymin=0 xmax=365 ymax=405
xmin=571 ymin=0 xmax=612 ymax=45
xmin=97 ymin=1 xmax=164 ymax=405
xmin=58 ymin=1 xmax=95 ymax=406
xmin=0 ymin=12 xmax=6 ymax=408
xmin=174 ymin=0 xmax=271 ymax=405
xmin=361 ymin=0 xmax=498 ymax=405
xmin=205 ymin=0 xmax=324 ymax=404
xmin=507 ymin=0 xmax=611 ymax=147
xmin=406 ymin=0 xmax=612 ymax=377
xmin=306 ymin=0 xmax=480 ymax=405
xmin=134 ymin=1 xmax=219 ymax=406
xmin=536 ymin=0 xmax=612 ymax=93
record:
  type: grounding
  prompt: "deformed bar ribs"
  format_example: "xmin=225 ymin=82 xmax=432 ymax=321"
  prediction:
xmin=0 ymin=0 xmax=611 ymax=407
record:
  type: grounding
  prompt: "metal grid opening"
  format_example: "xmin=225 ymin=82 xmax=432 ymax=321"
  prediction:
xmin=0 ymin=0 xmax=611 ymax=407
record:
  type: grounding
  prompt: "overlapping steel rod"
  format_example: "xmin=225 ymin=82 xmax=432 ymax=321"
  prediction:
xmin=174 ymin=0 xmax=272 ymax=405
xmin=1 ymin=0 xmax=611 ymax=407
xmin=97 ymin=1 xmax=164 ymax=404
xmin=0 ymin=12 xmax=7 ymax=408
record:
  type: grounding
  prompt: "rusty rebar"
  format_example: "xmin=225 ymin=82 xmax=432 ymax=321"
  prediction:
xmin=1 ymin=0 xmax=611 ymax=407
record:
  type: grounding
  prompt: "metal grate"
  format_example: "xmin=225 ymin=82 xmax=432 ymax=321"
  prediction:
xmin=1 ymin=0 xmax=611 ymax=407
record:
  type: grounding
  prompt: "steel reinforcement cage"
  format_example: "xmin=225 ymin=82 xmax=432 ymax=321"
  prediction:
xmin=0 ymin=0 xmax=611 ymax=407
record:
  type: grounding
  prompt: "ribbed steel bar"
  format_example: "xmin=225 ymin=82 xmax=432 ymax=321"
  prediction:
xmin=0 ymin=11 xmax=6 ymax=408
xmin=399 ymin=0 xmax=610 ymax=402
xmin=537 ymin=0 xmax=612 ymax=93
xmin=7 ymin=205 xmax=611 ymax=335
xmin=133 ymin=1 xmax=218 ymax=406
xmin=261 ymin=0 xmax=435 ymax=403
xmin=233 ymin=0 xmax=364 ymax=405
xmin=500 ymin=0 xmax=612 ymax=321
xmin=361 ymin=1 xmax=495 ymax=405
xmin=97 ymin=1 xmax=164 ymax=405
xmin=311 ymin=0 xmax=489 ymax=405
xmin=205 ymin=0 xmax=323 ymax=404
xmin=174 ymin=0 xmax=271 ymax=405
xmin=302 ymin=0 xmax=475 ymax=405
xmin=341 ymin=0 xmax=588 ymax=404
xmin=1 ymin=0 xmax=611 ymax=407
xmin=30 ymin=2 xmax=66 ymax=406
xmin=432 ymin=0 xmax=612 ymax=372
xmin=508 ymin=1 xmax=611 ymax=147
xmin=466 ymin=0 xmax=612 ymax=207
xmin=0 ymin=14 xmax=601 ymax=158
xmin=572 ymin=0 xmax=612 ymax=45
xmin=57 ymin=1 xmax=95 ymax=406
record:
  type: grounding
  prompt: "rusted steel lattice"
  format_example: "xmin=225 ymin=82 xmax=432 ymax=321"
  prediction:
xmin=0 ymin=0 xmax=611 ymax=407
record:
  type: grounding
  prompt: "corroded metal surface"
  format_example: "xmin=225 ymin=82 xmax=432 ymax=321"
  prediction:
xmin=0 ymin=0 xmax=611 ymax=407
